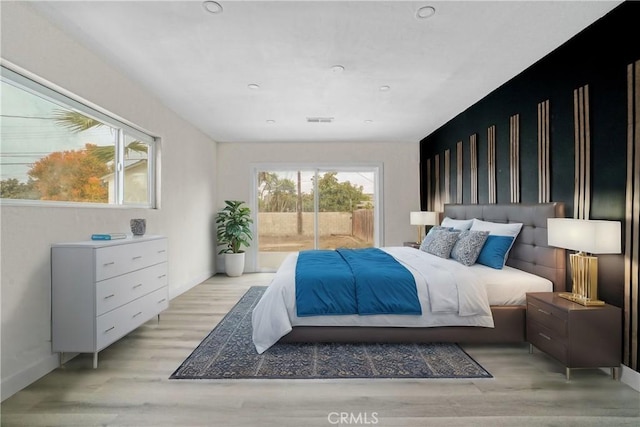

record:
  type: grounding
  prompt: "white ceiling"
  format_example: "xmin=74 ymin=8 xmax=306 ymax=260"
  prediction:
xmin=30 ymin=0 xmax=622 ymax=143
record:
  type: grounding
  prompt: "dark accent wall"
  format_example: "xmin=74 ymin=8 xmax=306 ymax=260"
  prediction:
xmin=420 ymin=1 xmax=640 ymax=371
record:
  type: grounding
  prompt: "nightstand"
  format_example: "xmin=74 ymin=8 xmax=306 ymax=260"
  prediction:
xmin=403 ymin=242 xmax=421 ymax=249
xmin=526 ymin=292 xmax=621 ymax=380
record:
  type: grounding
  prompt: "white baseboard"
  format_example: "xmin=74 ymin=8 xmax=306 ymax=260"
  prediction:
xmin=169 ymin=270 xmax=214 ymax=300
xmin=619 ymin=364 xmax=640 ymax=392
xmin=1 ymin=352 xmax=60 ymax=402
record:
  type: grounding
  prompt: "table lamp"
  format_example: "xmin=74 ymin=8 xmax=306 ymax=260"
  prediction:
xmin=547 ymin=218 xmax=621 ymax=306
xmin=410 ymin=211 xmax=440 ymax=244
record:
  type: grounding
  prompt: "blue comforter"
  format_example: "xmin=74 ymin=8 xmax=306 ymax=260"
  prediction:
xmin=295 ymin=248 xmax=422 ymax=317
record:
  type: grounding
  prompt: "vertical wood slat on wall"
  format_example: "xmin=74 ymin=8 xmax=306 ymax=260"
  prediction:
xmin=510 ymin=114 xmax=520 ymax=203
xmin=488 ymin=125 xmax=496 ymax=204
xmin=470 ymin=134 xmax=478 ymax=204
xmin=625 ymin=61 xmax=639 ymax=370
xmin=434 ymin=154 xmax=441 ymax=212
xmin=426 ymin=158 xmax=432 ymax=211
xmin=444 ymin=149 xmax=451 ymax=204
xmin=574 ymin=85 xmax=592 ymax=220
xmin=538 ymin=100 xmax=550 ymax=203
xmin=456 ymin=141 xmax=463 ymax=204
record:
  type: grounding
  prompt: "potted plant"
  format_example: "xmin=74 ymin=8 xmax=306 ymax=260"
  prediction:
xmin=216 ymin=200 xmax=253 ymax=277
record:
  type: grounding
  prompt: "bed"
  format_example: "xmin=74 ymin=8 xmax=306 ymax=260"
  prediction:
xmin=252 ymin=203 xmax=566 ymax=354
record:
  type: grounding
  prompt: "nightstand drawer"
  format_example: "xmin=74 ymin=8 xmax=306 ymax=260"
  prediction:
xmin=527 ymin=321 xmax=567 ymax=364
xmin=527 ymin=301 xmax=567 ymax=338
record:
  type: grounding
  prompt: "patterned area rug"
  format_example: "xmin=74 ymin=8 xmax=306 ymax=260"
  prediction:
xmin=170 ymin=286 xmax=492 ymax=380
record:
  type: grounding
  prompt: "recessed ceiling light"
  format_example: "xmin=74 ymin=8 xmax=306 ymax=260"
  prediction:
xmin=248 ymin=84 xmax=260 ymax=90
xmin=379 ymin=85 xmax=390 ymax=92
xmin=416 ymin=5 xmax=436 ymax=19
xmin=331 ymin=65 xmax=345 ymax=73
xmin=202 ymin=1 xmax=223 ymax=14
xmin=365 ymin=120 xmax=373 ymax=124
xmin=266 ymin=120 xmax=276 ymax=124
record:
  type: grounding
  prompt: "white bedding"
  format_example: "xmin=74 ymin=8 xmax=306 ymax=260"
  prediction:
xmin=251 ymin=246 xmax=552 ymax=354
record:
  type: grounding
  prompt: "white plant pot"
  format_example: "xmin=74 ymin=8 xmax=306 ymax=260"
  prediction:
xmin=224 ymin=252 xmax=245 ymax=277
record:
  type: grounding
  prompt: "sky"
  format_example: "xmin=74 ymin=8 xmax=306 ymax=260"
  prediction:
xmin=264 ymin=170 xmax=375 ymax=194
xmin=0 ymin=80 xmax=116 ymax=182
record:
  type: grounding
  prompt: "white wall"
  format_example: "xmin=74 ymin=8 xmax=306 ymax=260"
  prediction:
xmin=0 ymin=2 xmax=217 ymax=400
xmin=1 ymin=1 xmax=422 ymax=400
xmin=216 ymin=141 xmax=421 ymax=272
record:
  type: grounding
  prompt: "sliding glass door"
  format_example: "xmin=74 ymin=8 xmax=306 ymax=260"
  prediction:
xmin=255 ymin=166 xmax=380 ymax=271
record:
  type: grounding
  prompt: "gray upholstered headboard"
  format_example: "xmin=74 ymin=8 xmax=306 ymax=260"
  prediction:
xmin=443 ymin=203 xmax=566 ymax=292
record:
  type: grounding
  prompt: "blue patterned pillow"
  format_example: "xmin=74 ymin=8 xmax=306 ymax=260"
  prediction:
xmin=425 ymin=229 xmax=460 ymax=258
xmin=450 ymin=230 xmax=490 ymax=266
xmin=419 ymin=226 xmax=452 ymax=252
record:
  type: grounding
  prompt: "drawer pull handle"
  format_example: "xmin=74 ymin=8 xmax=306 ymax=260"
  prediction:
xmin=133 ymin=311 xmax=143 ymax=318
xmin=158 ymin=274 xmax=167 ymax=279
xmin=132 ymin=256 xmax=143 ymax=260
xmin=538 ymin=333 xmax=551 ymax=341
xmin=157 ymin=249 xmax=166 ymax=254
xmin=537 ymin=308 xmax=551 ymax=315
xmin=133 ymin=284 xmax=143 ymax=289
xmin=103 ymin=261 xmax=115 ymax=267
xmin=105 ymin=326 xmax=115 ymax=333
xmin=104 ymin=294 xmax=115 ymax=299
xmin=158 ymin=298 xmax=167 ymax=303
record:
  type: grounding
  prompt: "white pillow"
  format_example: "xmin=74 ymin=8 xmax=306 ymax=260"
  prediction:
xmin=470 ymin=218 xmax=523 ymax=266
xmin=440 ymin=216 xmax=474 ymax=231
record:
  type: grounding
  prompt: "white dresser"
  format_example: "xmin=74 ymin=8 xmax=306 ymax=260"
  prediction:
xmin=51 ymin=235 xmax=169 ymax=368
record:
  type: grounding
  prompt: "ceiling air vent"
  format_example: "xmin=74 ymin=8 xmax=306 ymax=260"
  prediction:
xmin=306 ymin=117 xmax=334 ymax=123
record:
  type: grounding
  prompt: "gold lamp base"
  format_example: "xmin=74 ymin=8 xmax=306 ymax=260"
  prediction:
xmin=561 ymin=252 xmax=605 ymax=306
xmin=557 ymin=292 xmax=605 ymax=306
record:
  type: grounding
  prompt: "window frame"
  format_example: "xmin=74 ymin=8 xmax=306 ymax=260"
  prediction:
xmin=0 ymin=64 xmax=158 ymax=208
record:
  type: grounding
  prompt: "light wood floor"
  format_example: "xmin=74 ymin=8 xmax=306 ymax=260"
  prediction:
xmin=2 ymin=273 xmax=639 ymax=427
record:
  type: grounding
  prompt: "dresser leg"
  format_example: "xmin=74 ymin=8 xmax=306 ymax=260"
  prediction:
xmin=93 ymin=352 xmax=98 ymax=369
xmin=565 ymin=367 xmax=571 ymax=380
xmin=612 ymin=367 xmax=619 ymax=380
xmin=529 ymin=344 xmax=533 ymax=354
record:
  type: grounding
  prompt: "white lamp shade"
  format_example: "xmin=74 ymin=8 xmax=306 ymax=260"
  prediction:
xmin=547 ymin=218 xmax=621 ymax=254
xmin=410 ymin=211 xmax=440 ymax=226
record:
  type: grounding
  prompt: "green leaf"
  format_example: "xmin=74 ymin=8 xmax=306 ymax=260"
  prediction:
xmin=215 ymin=200 xmax=253 ymax=253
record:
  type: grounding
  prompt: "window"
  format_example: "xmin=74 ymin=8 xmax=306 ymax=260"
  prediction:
xmin=0 ymin=66 xmax=156 ymax=207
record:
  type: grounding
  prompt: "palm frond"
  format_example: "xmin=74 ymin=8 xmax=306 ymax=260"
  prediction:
xmin=124 ymin=141 xmax=148 ymax=155
xmin=85 ymin=145 xmax=116 ymax=163
xmin=52 ymin=110 xmax=104 ymax=133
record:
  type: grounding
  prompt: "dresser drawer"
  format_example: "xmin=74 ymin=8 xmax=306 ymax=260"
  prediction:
xmin=95 ymin=238 xmax=168 ymax=281
xmin=527 ymin=321 xmax=568 ymax=364
xmin=527 ymin=300 xmax=567 ymax=338
xmin=96 ymin=286 xmax=168 ymax=350
xmin=141 ymin=286 xmax=169 ymax=316
xmin=96 ymin=263 xmax=168 ymax=316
